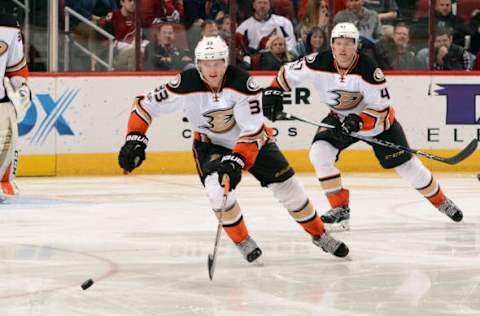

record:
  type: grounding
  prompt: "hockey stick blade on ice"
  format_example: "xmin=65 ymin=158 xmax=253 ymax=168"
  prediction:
xmin=278 ymin=112 xmax=477 ymax=165
xmin=207 ymin=176 xmax=230 ymax=280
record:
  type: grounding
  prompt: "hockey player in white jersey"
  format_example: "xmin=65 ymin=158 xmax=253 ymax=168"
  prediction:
xmin=118 ymin=36 xmax=349 ymax=262
xmin=263 ymin=23 xmax=463 ymax=231
xmin=0 ymin=11 xmax=31 ymax=201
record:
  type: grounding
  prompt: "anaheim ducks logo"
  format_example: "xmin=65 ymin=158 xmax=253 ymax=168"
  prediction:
xmin=167 ymin=74 xmax=181 ymax=88
xmin=330 ymin=90 xmax=364 ymax=110
xmin=246 ymin=77 xmax=260 ymax=92
xmin=0 ymin=41 xmax=8 ymax=56
xmin=305 ymin=52 xmax=318 ymax=63
xmin=201 ymin=106 xmax=236 ymax=133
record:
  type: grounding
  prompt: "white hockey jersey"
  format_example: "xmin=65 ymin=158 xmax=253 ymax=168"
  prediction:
xmin=236 ymin=14 xmax=296 ymax=52
xmin=275 ymin=51 xmax=395 ymax=137
xmin=0 ymin=15 xmax=28 ymax=102
xmin=132 ymin=66 xmax=269 ymax=168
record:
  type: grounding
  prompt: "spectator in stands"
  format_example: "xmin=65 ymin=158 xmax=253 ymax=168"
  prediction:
xmin=259 ymin=34 xmax=294 ymax=70
xmin=294 ymin=26 xmax=328 ymax=58
xmin=65 ymin=0 xmax=118 ymax=70
xmin=468 ymin=11 xmax=480 ymax=55
xmin=143 ymin=23 xmax=193 ymax=71
xmin=218 ymin=15 xmax=231 ymax=42
xmin=236 ymin=0 xmax=296 ymax=57
xmin=435 ymin=0 xmax=470 ymax=46
xmin=363 ymin=0 xmax=398 ymax=25
xmin=334 ymin=0 xmax=383 ymax=42
xmin=183 ymin=0 xmax=227 ymax=29
xmin=416 ymin=27 xmax=475 ymax=71
xmin=375 ymin=22 xmax=415 ymax=70
xmin=99 ymin=0 xmax=145 ymax=70
xmin=143 ymin=0 xmax=184 ymax=26
xmin=296 ymin=0 xmax=329 ymax=42
xmin=201 ymin=20 xmax=219 ymax=37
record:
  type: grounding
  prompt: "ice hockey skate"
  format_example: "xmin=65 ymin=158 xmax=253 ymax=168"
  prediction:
xmin=320 ymin=206 xmax=350 ymax=232
xmin=312 ymin=232 xmax=349 ymax=258
xmin=437 ymin=198 xmax=463 ymax=222
xmin=236 ymin=236 xmax=262 ymax=263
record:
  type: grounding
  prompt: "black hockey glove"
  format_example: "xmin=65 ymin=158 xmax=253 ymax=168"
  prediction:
xmin=118 ymin=132 xmax=148 ymax=172
xmin=262 ymin=88 xmax=284 ymax=122
xmin=341 ymin=114 xmax=363 ymax=135
xmin=217 ymin=153 xmax=245 ymax=191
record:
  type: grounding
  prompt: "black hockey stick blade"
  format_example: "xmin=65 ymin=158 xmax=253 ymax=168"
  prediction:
xmin=207 ymin=254 xmax=215 ymax=280
xmin=437 ymin=139 xmax=478 ymax=165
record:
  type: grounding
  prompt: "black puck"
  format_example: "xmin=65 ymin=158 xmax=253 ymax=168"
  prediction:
xmin=81 ymin=278 xmax=94 ymax=290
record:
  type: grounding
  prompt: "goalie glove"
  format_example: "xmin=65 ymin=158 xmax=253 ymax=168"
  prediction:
xmin=3 ymin=77 xmax=31 ymax=122
xmin=118 ymin=132 xmax=148 ymax=173
xmin=217 ymin=153 xmax=245 ymax=192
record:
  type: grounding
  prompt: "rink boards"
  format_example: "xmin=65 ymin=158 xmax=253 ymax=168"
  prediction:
xmin=17 ymin=72 xmax=480 ymax=176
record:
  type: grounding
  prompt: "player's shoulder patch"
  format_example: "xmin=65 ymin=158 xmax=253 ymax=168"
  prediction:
xmin=354 ymin=53 xmax=386 ymax=84
xmin=304 ymin=50 xmax=335 ymax=72
xmin=224 ymin=65 xmax=259 ymax=95
xmin=166 ymin=68 xmax=206 ymax=94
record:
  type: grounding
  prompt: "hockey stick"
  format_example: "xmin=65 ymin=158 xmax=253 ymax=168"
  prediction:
xmin=207 ymin=175 xmax=230 ymax=280
xmin=278 ymin=112 xmax=478 ymax=165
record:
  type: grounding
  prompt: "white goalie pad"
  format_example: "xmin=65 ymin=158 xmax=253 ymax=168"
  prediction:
xmin=0 ymin=102 xmax=19 ymax=197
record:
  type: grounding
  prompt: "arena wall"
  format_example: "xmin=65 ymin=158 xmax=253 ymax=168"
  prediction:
xmin=17 ymin=72 xmax=480 ymax=176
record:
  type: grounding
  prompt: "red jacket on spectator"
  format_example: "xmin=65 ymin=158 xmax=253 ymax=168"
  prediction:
xmin=99 ymin=9 xmax=136 ymax=44
xmin=142 ymin=0 xmax=184 ymax=26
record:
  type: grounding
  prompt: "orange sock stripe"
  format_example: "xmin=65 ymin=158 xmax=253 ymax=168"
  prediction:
xmin=1 ymin=182 xmax=15 ymax=195
xmin=300 ymin=215 xmax=325 ymax=237
xmin=223 ymin=217 xmax=249 ymax=243
xmin=326 ymin=189 xmax=349 ymax=208
xmin=427 ymin=188 xmax=446 ymax=208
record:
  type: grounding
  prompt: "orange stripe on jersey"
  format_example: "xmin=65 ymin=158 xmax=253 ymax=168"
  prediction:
xmin=127 ymin=112 xmax=149 ymax=135
xmin=359 ymin=107 xmax=395 ymax=131
xmin=233 ymin=125 xmax=270 ymax=169
xmin=6 ymin=57 xmax=28 ymax=76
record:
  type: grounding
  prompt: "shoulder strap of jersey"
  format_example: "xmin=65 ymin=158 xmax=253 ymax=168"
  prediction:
xmin=223 ymin=65 xmax=260 ymax=95
xmin=0 ymin=14 xmax=19 ymax=28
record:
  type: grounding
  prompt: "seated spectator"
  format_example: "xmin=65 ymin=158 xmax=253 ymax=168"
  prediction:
xmin=294 ymin=26 xmax=329 ymax=58
xmin=415 ymin=27 xmax=475 ymax=70
xmin=99 ymin=0 xmax=145 ymax=71
xmin=184 ymin=0 xmax=227 ymax=29
xmin=363 ymin=0 xmax=398 ymax=24
xmin=416 ymin=0 xmax=470 ymax=47
xmin=236 ymin=0 xmax=296 ymax=57
xmin=65 ymin=0 xmax=117 ymax=70
xmin=468 ymin=11 xmax=480 ymax=55
xmin=144 ymin=23 xmax=193 ymax=71
xmin=375 ymin=22 xmax=415 ymax=70
xmin=144 ymin=0 xmax=184 ymax=26
xmin=334 ymin=0 xmax=384 ymax=42
xmin=297 ymin=0 xmax=329 ymax=42
xmin=259 ymin=34 xmax=295 ymax=70
xmin=218 ymin=15 xmax=232 ymax=42
xmin=201 ymin=20 xmax=219 ymax=37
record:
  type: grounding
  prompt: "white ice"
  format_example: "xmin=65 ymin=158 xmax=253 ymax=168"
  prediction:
xmin=0 ymin=173 xmax=479 ymax=316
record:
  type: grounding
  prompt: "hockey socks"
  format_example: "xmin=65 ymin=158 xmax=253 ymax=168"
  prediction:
xmin=288 ymin=199 xmax=325 ymax=236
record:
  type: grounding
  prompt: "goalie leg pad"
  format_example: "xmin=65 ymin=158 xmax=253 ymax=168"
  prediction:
xmin=0 ymin=103 xmax=18 ymax=195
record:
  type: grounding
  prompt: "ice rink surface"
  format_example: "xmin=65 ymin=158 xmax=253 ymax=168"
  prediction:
xmin=0 ymin=173 xmax=479 ymax=316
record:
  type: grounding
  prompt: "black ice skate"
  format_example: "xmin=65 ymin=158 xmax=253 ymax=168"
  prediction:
xmin=437 ymin=198 xmax=463 ymax=222
xmin=320 ymin=206 xmax=350 ymax=231
xmin=236 ymin=236 xmax=262 ymax=263
xmin=312 ymin=232 xmax=349 ymax=258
